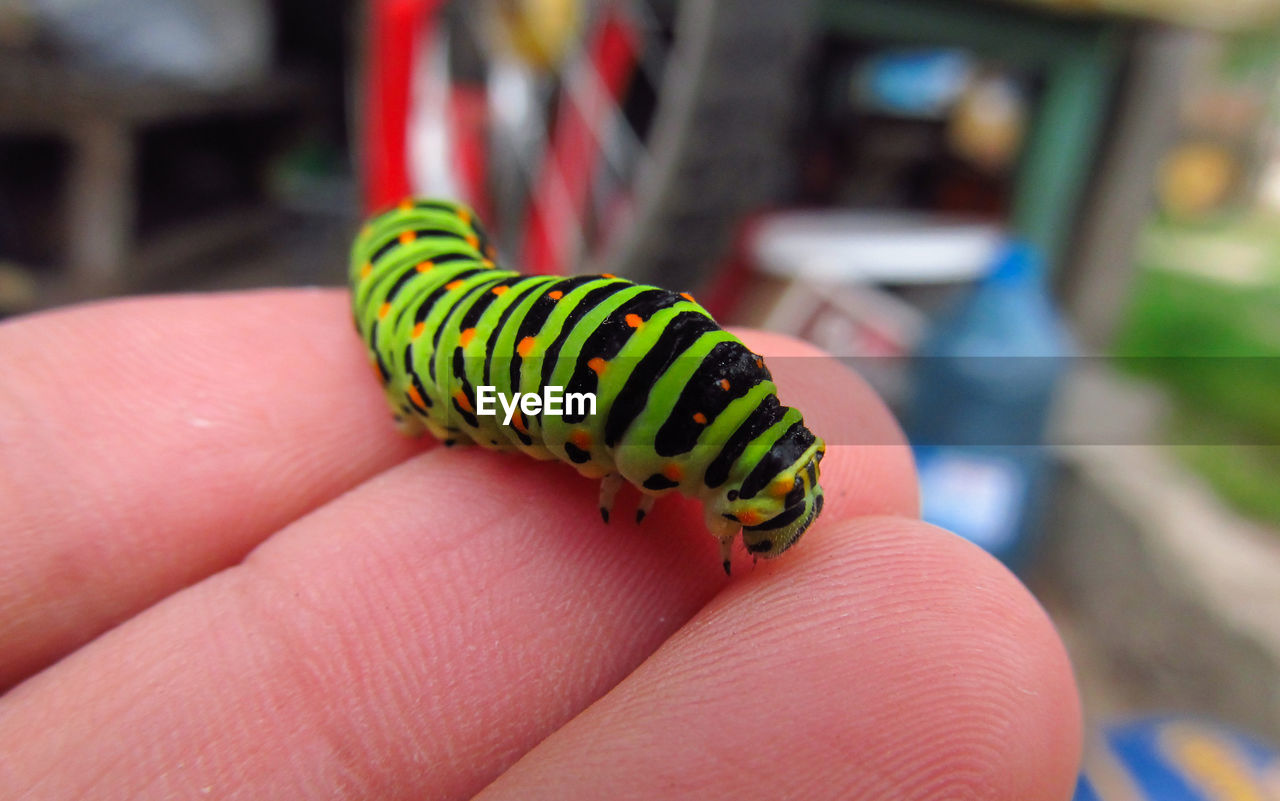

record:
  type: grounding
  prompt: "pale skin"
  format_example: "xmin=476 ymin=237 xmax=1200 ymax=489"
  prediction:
xmin=0 ymin=289 xmax=1081 ymax=800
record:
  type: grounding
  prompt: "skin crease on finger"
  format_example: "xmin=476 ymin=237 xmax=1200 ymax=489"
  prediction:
xmin=475 ymin=518 xmax=1083 ymax=801
xmin=0 ymin=444 xmax=914 ymax=800
xmin=0 ymin=289 xmax=1083 ymax=801
xmin=0 ymin=299 xmax=927 ymax=799
xmin=0 ymin=292 xmax=912 ymax=693
xmin=0 ymin=290 xmax=423 ymax=689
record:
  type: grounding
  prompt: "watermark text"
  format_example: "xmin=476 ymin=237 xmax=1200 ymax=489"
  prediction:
xmin=474 ymin=386 xmax=596 ymax=425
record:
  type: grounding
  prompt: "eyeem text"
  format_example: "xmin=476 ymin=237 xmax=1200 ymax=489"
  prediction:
xmin=474 ymin=386 xmax=597 ymax=425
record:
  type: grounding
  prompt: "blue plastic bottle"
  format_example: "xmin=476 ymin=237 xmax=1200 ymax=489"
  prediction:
xmin=905 ymin=240 xmax=1071 ymax=570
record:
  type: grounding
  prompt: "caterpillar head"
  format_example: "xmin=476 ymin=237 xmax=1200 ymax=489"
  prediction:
xmin=712 ymin=438 xmax=826 ymax=560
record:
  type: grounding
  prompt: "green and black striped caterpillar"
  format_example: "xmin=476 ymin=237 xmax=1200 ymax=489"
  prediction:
xmin=350 ymin=198 xmax=825 ymax=573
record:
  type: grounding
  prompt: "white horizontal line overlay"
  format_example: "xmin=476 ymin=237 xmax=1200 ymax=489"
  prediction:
xmin=474 ymin=386 xmax=597 ymax=425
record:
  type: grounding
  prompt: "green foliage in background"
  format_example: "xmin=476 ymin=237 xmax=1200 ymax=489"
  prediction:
xmin=1113 ymin=217 xmax=1280 ymax=527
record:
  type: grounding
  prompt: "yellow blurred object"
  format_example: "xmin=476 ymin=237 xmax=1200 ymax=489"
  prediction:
xmin=947 ymin=74 xmax=1026 ymax=173
xmin=1157 ymin=142 xmax=1238 ymax=218
xmin=495 ymin=0 xmax=581 ymax=70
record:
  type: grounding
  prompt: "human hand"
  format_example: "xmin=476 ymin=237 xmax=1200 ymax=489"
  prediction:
xmin=0 ymin=289 xmax=1080 ymax=799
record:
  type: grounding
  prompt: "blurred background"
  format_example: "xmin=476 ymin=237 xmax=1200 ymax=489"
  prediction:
xmin=3 ymin=0 xmax=1280 ymax=795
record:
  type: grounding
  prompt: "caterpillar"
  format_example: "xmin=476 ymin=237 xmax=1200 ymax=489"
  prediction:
xmin=350 ymin=198 xmax=825 ymax=573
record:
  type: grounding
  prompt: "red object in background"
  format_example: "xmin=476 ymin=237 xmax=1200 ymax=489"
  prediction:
xmin=522 ymin=10 xmax=639 ymax=275
xmin=700 ymin=212 xmax=772 ymax=321
xmin=364 ymin=0 xmax=640 ymax=277
xmin=364 ymin=0 xmax=441 ymax=212
xmin=448 ymin=85 xmax=493 ymax=224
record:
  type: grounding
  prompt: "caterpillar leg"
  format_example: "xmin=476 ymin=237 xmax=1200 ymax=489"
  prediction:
xmin=392 ymin=412 xmax=427 ymax=437
xmin=635 ymin=494 xmax=656 ymax=524
xmin=423 ymin=417 xmax=472 ymax=448
xmin=719 ymin=536 xmax=736 ymax=576
xmin=598 ymin=473 xmax=624 ymax=524
xmin=704 ymin=513 xmax=741 ymax=575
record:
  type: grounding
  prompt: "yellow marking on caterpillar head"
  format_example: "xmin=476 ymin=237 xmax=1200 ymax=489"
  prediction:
xmin=768 ymin=476 xmax=794 ymax=498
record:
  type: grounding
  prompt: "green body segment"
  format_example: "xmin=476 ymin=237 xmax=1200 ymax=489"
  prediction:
xmin=350 ymin=198 xmax=826 ymax=561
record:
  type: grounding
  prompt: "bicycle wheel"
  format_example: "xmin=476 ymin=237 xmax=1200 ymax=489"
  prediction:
xmin=363 ymin=0 xmax=814 ymax=289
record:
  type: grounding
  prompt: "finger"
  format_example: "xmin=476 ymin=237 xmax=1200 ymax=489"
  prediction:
xmin=477 ymin=517 xmax=1081 ymax=801
xmin=0 ymin=314 xmax=910 ymax=691
xmin=0 ymin=344 xmax=913 ymax=799
xmin=730 ymin=328 xmax=918 ymax=519
xmin=0 ymin=289 xmax=421 ymax=688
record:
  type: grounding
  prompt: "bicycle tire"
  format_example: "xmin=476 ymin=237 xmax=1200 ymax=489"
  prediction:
xmin=594 ymin=0 xmax=816 ymax=289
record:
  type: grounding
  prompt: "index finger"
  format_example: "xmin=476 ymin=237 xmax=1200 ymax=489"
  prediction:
xmin=0 ymin=327 xmax=920 ymax=800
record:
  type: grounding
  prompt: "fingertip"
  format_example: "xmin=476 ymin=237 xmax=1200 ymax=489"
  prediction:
xmin=733 ymin=516 xmax=1083 ymax=800
xmin=481 ymin=515 xmax=1081 ymax=801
